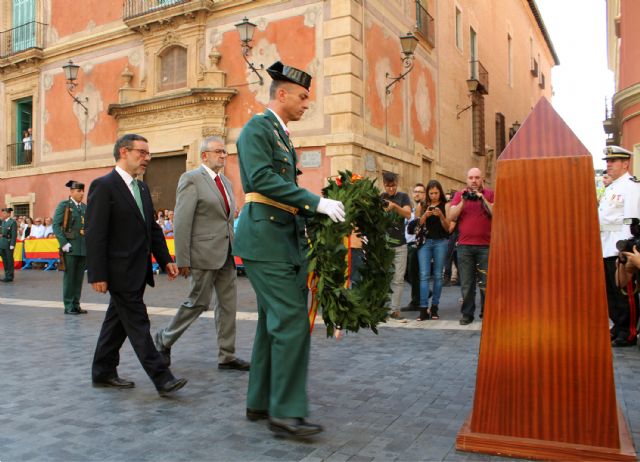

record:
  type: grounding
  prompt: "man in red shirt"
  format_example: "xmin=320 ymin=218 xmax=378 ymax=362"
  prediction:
xmin=448 ymin=168 xmax=494 ymax=325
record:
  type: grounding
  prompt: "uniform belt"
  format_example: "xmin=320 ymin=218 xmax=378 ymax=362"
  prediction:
xmin=601 ymin=224 xmax=624 ymax=232
xmin=245 ymin=192 xmax=299 ymax=215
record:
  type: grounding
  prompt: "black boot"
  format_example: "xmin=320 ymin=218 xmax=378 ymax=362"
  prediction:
xmin=417 ymin=307 xmax=430 ymax=321
xmin=429 ymin=305 xmax=439 ymax=320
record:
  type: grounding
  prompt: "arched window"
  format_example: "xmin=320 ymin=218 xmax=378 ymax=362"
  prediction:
xmin=159 ymin=46 xmax=187 ymax=91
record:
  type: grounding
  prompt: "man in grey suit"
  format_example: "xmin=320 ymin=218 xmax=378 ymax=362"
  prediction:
xmin=154 ymin=136 xmax=249 ymax=371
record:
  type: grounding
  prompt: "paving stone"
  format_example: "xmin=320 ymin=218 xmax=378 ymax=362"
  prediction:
xmin=1 ymin=270 xmax=639 ymax=461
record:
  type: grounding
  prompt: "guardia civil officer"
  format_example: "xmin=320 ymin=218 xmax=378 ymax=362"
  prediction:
xmin=52 ymin=180 xmax=88 ymax=315
xmin=234 ymin=61 xmax=345 ymax=437
xmin=0 ymin=207 xmax=18 ymax=282
xmin=599 ymin=146 xmax=640 ymax=347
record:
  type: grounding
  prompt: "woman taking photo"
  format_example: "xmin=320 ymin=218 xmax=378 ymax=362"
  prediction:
xmin=408 ymin=179 xmax=450 ymax=320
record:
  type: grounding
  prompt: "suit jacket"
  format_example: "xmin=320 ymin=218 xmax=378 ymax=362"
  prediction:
xmin=0 ymin=218 xmax=17 ymax=249
xmin=52 ymin=199 xmax=87 ymax=256
xmin=86 ymin=169 xmax=172 ymax=292
xmin=234 ymin=110 xmax=319 ymax=265
xmin=174 ymin=165 xmax=236 ymax=270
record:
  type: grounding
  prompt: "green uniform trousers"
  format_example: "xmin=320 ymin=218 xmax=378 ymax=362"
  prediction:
xmin=243 ymin=259 xmax=310 ymax=418
xmin=63 ymin=255 xmax=86 ymax=313
xmin=0 ymin=247 xmax=14 ymax=281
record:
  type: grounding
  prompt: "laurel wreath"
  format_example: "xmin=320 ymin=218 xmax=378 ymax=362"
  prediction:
xmin=306 ymin=171 xmax=396 ymax=337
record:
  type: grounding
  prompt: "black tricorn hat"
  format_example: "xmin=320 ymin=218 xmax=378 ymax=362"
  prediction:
xmin=266 ymin=61 xmax=312 ymax=91
xmin=1 ymin=207 xmax=13 ymax=213
xmin=65 ymin=180 xmax=85 ymax=190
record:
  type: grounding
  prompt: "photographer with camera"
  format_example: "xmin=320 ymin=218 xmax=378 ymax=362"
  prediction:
xmin=381 ymin=172 xmax=412 ymax=321
xmin=600 ymin=146 xmax=640 ymax=347
xmin=448 ymin=168 xmax=494 ymax=325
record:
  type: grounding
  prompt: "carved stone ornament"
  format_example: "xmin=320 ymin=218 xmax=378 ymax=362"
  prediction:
xmin=121 ymin=66 xmax=134 ymax=89
xmin=209 ymin=47 xmax=221 ymax=69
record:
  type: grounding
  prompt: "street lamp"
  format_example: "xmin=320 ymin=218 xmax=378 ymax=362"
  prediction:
xmin=62 ymin=60 xmax=89 ymax=160
xmin=384 ymin=32 xmax=419 ymax=145
xmin=385 ymin=32 xmax=419 ymax=95
xmin=509 ymin=120 xmax=521 ymax=140
xmin=456 ymin=79 xmax=481 ymax=119
xmin=235 ymin=17 xmax=264 ymax=86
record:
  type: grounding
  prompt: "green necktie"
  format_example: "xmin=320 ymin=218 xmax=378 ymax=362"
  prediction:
xmin=131 ymin=179 xmax=145 ymax=221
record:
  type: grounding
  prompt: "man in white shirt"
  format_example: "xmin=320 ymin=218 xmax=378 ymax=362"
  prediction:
xmin=154 ymin=136 xmax=249 ymax=372
xmin=599 ymin=145 xmax=640 ymax=347
xmin=30 ymin=217 xmax=46 ymax=238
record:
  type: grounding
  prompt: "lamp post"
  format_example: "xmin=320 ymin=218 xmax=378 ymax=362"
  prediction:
xmin=509 ymin=120 xmax=521 ymax=140
xmin=235 ymin=17 xmax=264 ymax=86
xmin=384 ymin=32 xmax=419 ymax=145
xmin=456 ymin=78 xmax=480 ymax=119
xmin=385 ymin=32 xmax=419 ymax=95
xmin=62 ymin=60 xmax=89 ymax=160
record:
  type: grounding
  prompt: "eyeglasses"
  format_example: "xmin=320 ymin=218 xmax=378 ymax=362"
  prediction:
xmin=205 ymin=149 xmax=228 ymax=155
xmin=413 ymin=190 xmax=425 ymax=194
xmin=127 ymin=148 xmax=151 ymax=158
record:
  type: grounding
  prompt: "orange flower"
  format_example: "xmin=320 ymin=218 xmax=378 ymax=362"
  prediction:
xmin=351 ymin=173 xmax=363 ymax=181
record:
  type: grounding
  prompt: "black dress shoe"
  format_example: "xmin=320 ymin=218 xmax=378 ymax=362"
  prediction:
xmin=269 ymin=417 xmax=323 ymax=437
xmin=612 ymin=338 xmax=637 ymax=348
xmin=218 ymin=358 xmax=250 ymax=371
xmin=92 ymin=377 xmax=135 ymax=389
xmin=459 ymin=316 xmax=474 ymax=325
xmin=155 ymin=331 xmax=171 ymax=366
xmin=75 ymin=308 xmax=88 ymax=314
xmin=65 ymin=310 xmax=80 ymax=315
xmin=246 ymin=408 xmax=269 ymax=421
xmin=158 ymin=377 xmax=187 ymax=396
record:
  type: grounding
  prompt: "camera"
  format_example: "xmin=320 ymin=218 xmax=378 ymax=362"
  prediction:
xmin=616 ymin=218 xmax=640 ymax=254
xmin=462 ymin=190 xmax=481 ymax=201
xmin=427 ymin=205 xmax=436 ymax=211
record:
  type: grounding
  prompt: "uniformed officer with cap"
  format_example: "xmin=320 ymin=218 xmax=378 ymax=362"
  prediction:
xmin=53 ymin=180 xmax=88 ymax=315
xmin=0 ymin=207 xmax=18 ymax=282
xmin=599 ymin=145 xmax=640 ymax=346
xmin=234 ymin=61 xmax=345 ymax=437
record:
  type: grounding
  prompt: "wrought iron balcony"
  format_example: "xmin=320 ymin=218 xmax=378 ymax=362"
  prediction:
xmin=123 ymin=0 xmax=219 ymax=29
xmin=0 ymin=21 xmax=47 ymax=59
xmin=124 ymin=0 xmax=190 ymax=20
xmin=6 ymin=142 xmax=34 ymax=170
xmin=470 ymin=60 xmax=489 ymax=95
xmin=415 ymin=1 xmax=435 ymax=48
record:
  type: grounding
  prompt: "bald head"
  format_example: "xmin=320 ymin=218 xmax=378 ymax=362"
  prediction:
xmin=466 ymin=168 xmax=484 ymax=191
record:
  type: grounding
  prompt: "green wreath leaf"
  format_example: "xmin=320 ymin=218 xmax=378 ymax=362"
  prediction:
xmin=307 ymin=171 xmax=396 ymax=337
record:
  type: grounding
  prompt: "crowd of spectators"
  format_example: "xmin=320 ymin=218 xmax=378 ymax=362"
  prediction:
xmin=14 ymin=215 xmax=55 ymax=240
xmin=387 ymin=168 xmax=494 ymax=325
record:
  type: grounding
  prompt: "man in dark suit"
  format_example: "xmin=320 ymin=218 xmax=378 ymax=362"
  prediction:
xmin=86 ymin=134 xmax=187 ymax=396
xmin=154 ymin=136 xmax=249 ymax=371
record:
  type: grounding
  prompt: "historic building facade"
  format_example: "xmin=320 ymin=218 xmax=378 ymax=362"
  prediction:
xmin=0 ymin=0 xmax=556 ymax=217
xmin=605 ymin=0 xmax=640 ymax=173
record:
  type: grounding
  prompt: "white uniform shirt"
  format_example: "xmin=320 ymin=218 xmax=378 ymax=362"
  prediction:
xmin=599 ymin=172 xmax=640 ymax=257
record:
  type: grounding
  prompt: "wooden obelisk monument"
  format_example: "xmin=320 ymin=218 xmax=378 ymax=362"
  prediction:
xmin=455 ymin=98 xmax=637 ymax=461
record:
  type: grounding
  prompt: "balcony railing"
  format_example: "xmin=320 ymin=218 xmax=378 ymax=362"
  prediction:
xmin=470 ymin=60 xmax=489 ymax=95
xmin=124 ymin=0 xmax=191 ymax=20
xmin=0 ymin=22 xmax=47 ymax=59
xmin=7 ymin=142 xmax=34 ymax=170
xmin=415 ymin=1 xmax=435 ymax=48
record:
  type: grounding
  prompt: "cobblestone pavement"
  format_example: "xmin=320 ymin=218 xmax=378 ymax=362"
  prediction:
xmin=1 ymin=270 xmax=639 ymax=461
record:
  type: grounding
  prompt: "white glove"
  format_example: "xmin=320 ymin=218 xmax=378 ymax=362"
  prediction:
xmin=317 ymin=198 xmax=346 ymax=223
xmin=62 ymin=243 xmax=72 ymax=253
xmin=9 ymin=246 xmax=14 ymax=250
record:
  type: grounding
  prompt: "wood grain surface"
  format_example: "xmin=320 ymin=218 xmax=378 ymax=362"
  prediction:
xmin=456 ymin=98 xmax=636 ymax=460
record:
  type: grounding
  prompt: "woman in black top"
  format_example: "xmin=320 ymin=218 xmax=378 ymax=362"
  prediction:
xmin=407 ymin=180 xmax=449 ymax=320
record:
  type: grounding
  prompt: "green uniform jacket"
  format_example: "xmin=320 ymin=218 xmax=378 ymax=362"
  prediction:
xmin=0 ymin=218 xmax=17 ymax=249
xmin=234 ymin=110 xmax=319 ymax=265
xmin=52 ymin=199 xmax=87 ymax=256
